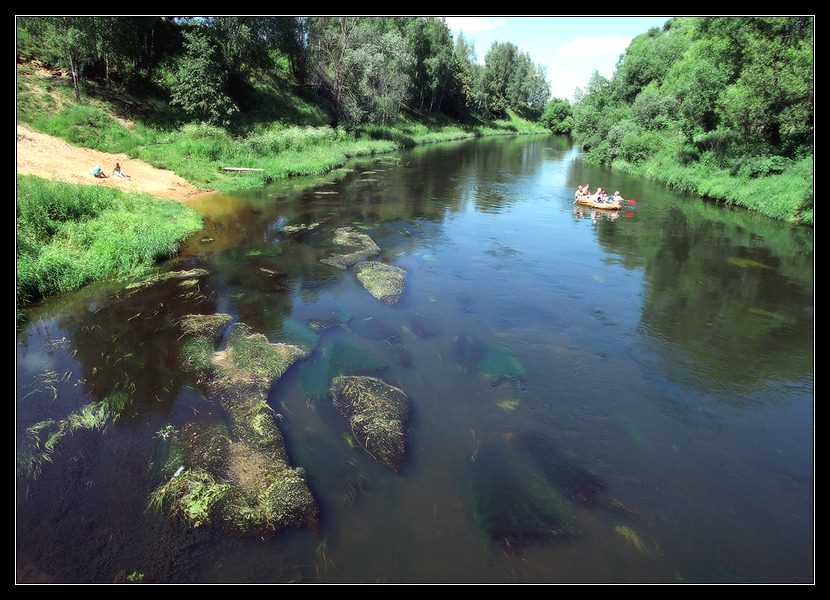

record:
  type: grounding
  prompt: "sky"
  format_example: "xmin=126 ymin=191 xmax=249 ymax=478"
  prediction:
xmin=444 ymin=17 xmax=671 ymax=100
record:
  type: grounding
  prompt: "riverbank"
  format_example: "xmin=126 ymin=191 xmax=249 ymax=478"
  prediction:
xmin=17 ymin=64 xmax=546 ymax=195
xmin=17 ymin=175 xmax=202 ymax=308
xmin=595 ymin=151 xmax=813 ymax=225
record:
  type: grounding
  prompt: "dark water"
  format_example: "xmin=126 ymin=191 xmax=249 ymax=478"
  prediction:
xmin=16 ymin=136 xmax=814 ymax=582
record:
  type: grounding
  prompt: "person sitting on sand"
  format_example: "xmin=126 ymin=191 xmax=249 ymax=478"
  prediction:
xmin=90 ymin=165 xmax=108 ymax=179
xmin=112 ymin=162 xmax=131 ymax=180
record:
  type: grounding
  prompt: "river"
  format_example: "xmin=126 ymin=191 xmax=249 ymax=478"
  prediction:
xmin=16 ymin=135 xmax=814 ymax=582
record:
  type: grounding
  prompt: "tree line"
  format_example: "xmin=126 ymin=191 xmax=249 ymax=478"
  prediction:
xmin=569 ymin=17 xmax=813 ymax=179
xmin=17 ymin=17 xmax=551 ymax=126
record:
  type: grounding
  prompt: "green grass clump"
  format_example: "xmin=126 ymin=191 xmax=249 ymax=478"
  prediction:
xmin=180 ymin=337 xmax=215 ymax=372
xmin=17 ymin=175 xmax=203 ymax=306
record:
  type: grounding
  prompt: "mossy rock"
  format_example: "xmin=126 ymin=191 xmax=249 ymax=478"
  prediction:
xmin=477 ymin=346 xmax=525 ymax=383
xmin=320 ymin=227 xmax=380 ymax=270
xmin=179 ymin=313 xmax=232 ymax=339
xmin=354 ymin=261 xmax=406 ymax=305
xmin=281 ymin=222 xmax=320 ymax=234
xmin=214 ymin=323 xmax=310 ymax=382
xmin=127 ymin=268 xmax=209 ymax=290
xmin=330 ymin=376 xmax=409 ymax=470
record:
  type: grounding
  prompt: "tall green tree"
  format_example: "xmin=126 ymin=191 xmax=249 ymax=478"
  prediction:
xmin=170 ymin=29 xmax=238 ymax=125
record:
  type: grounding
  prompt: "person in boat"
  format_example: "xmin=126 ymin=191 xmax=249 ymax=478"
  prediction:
xmin=112 ymin=162 xmax=131 ymax=180
xmin=575 ymin=185 xmax=584 ymax=201
xmin=594 ymin=187 xmax=605 ymax=202
xmin=611 ymin=191 xmax=623 ymax=204
xmin=90 ymin=165 xmax=108 ymax=179
xmin=582 ymin=184 xmax=590 ymax=197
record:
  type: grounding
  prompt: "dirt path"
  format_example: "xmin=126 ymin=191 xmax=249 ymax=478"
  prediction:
xmin=16 ymin=125 xmax=207 ymax=201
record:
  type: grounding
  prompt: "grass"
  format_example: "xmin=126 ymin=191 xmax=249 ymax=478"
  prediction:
xmin=608 ymin=149 xmax=813 ymax=225
xmin=17 ymin=175 xmax=203 ymax=307
xmin=148 ymin=467 xmax=230 ymax=528
xmin=222 ymin=323 xmax=311 ymax=381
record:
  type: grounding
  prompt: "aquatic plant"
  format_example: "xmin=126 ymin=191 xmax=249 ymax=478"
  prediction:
xmin=614 ymin=524 xmax=648 ymax=554
xmin=148 ymin=467 xmax=230 ymax=528
xmin=66 ymin=402 xmax=108 ymax=433
xmin=354 ymin=261 xmax=407 ymax=304
xmin=477 ymin=346 xmax=525 ymax=383
xmin=330 ymin=376 xmax=409 ymax=470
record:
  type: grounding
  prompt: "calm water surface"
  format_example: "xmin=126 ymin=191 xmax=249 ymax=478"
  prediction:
xmin=16 ymin=136 xmax=814 ymax=582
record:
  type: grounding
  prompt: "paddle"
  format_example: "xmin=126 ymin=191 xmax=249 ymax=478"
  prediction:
xmin=626 ymin=199 xmax=637 ymax=205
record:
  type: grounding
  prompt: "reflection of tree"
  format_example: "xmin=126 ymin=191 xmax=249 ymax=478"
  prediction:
xmin=592 ymin=192 xmax=813 ymax=393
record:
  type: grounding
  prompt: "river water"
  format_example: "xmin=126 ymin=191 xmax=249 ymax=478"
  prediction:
xmin=16 ymin=135 xmax=814 ymax=582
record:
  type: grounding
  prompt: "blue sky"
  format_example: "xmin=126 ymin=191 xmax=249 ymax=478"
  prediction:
xmin=445 ymin=17 xmax=671 ymax=100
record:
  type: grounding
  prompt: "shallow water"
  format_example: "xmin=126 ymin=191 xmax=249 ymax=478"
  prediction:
xmin=16 ymin=135 xmax=814 ymax=582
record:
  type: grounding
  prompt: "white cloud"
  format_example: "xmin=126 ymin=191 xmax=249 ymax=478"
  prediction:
xmin=445 ymin=17 xmax=508 ymax=33
xmin=556 ymin=36 xmax=632 ymax=59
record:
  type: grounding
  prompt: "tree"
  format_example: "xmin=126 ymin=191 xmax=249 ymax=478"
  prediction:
xmin=170 ymin=29 xmax=238 ymax=125
xmin=540 ymin=98 xmax=573 ymax=134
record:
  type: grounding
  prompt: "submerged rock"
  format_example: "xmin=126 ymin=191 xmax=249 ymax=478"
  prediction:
xmin=354 ymin=261 xmax=406 ymax=304
xmin=298 ymin=341 xmax=387 ymax=398
xmin=180 ymin=313 xmax=232 ymax=339
xmin=127 ymin=268 xmax=209 ymax=290
xmin=477 ymin=346 xmax=525 ymax=383
xmin=330 ymin=375 xmax=409 ymax=470
xmin=320 ymin=227 xmax=380 ymax=270
xmin=470 ymin=444 xmax=575 ymax=547
xmin=516 ymin=433 xmax=608 ymax=507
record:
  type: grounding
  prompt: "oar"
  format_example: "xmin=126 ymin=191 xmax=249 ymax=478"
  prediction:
xmin=626 ymin=199 xmax=637 ymax=205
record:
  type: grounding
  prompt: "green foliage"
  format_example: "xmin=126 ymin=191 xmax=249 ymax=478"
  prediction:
xmin=148 ymin=468 xmax=230 ymax=527
xmin=540 ymin=98 xmax=573 ymax=134
xmin=572 ymin=17 xmax=813 ymax=222
xmin=170 ymin=29 xmax=238 ymax=126
xmin=17 ymin=175 xmax=202 ymax=306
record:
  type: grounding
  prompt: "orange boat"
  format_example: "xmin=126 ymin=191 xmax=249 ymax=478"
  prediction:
xmin=575 ymin=195 xmax=622 ymax=210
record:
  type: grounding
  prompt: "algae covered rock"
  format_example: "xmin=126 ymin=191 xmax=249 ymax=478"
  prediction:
xmin=354 ymin=261 xmax=406 ymax=305
xmin=178 ymin=313 xmax=232 ymax=373
xmin=330 ymin=376 xmax=409 ymax=470
xmin=477 ymin=346 xmax=525 ymax=383
xmin=214 ymin=323 xmax=310 ymax=382
xmin=320 ymin=227 xmax=381 ymax=270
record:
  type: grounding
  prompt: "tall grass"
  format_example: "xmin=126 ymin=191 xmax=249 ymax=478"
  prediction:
xmin=17 ymin=175 xmax=203 ymax=306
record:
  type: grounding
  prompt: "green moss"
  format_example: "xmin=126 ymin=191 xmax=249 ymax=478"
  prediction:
xmin=477 ymin=346 xmax=525 ymax=383
xmin=330 ymin=376 xmax=409 ymax=470
xmin=354 ymin=261 xmax=407 ymax=305
xmin=180 ymin=337 xmax=215 ymax=372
